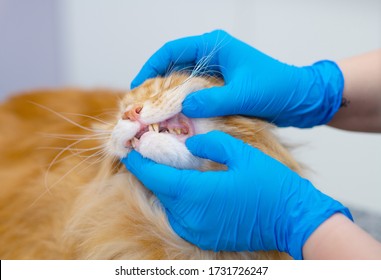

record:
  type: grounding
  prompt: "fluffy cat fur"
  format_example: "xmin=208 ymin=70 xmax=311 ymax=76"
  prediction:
xmin=0 ymin=73 xmax=299 ymax=259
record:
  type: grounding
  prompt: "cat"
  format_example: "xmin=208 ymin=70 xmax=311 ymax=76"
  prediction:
xmin=0 ymin=73 xmax=299 ymax=259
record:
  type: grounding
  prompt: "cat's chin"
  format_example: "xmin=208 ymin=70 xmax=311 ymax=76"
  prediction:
xmin=135 ymin=131 xmax=203 ymax=169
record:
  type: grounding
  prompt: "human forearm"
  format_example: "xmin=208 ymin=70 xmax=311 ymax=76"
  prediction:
xmin=329 ymin=50 xmax=381 ymax=132
xmin=303 ymin=213 xmax=381 ymax=259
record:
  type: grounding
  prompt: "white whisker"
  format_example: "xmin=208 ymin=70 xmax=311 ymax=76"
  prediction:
xmin=28 ymin=101 xmax=102 ymax=133
xmin=43 ymin=134 xmax=108 ymax=191
xmin=29 ymin=153 xmax=101 ymax=208
xmin=38 ymin=133 xmax=111 ymax=141
xmin=42 ymin=136 xmax=109 ymax=141
xmin=37 ymin=145 xmax=106 ymax=152
xmin=63 ymin=112 xmax=114 ymax=126
xmin=42 ymin=144 xmax=107 ymax=166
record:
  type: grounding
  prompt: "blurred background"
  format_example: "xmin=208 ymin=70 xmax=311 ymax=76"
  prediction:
xmin=1 ymin=0 xmax=381 ymax=238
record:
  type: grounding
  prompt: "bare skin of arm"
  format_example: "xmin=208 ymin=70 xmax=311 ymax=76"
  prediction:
xmin=302 ymin=213 xmax=381 ymax=259
xmin=329 ymin=49 xmax=381 ymax=132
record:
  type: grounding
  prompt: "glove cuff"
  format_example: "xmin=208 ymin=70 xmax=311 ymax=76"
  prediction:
xmin=282 ymin=179 xmax=353 ymax=260
xmin=293 ymin=60 xmax=344 ymax=128
xmin=312 ymin=60 xmax=345 ymax=125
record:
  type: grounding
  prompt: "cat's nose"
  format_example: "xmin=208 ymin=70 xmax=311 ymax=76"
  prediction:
xmin=122 ymin=105 xmax=142 ymax=121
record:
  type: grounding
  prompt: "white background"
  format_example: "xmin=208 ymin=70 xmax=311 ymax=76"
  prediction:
xmin=1 ymin=0 xmax=381 ymax=215
xmin=2 ymin=260 xmax=381 ymax=279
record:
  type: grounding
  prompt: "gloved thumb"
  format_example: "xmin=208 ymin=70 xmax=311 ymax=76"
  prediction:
xmin=182 ymin=85 xmax=234 ymax=118
xmin=185 ymin=130 xmax=245 ymax=168
xmin=122 ymin=150 xmax=183 ymax=198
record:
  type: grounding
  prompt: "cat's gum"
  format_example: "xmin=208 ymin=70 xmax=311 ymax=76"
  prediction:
xmin=160 ymin=113 xmax=194 ymax=136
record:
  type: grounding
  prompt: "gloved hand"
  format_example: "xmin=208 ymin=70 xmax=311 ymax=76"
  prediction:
xmin=132 ymin=30 xmax=344 ymax=128
xmin=122 ymin=131 xmax=352 ymax=259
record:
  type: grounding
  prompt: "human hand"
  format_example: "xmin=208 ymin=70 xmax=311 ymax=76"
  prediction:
xmin=122 ymin=131 xmax=352 ymax=259
xmin=132 ymin=30 xmax=344 ymax=128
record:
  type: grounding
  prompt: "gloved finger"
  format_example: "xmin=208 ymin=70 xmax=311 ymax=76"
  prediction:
xmin=181 ymin=84 xmax=235 ymax=118
xmin=131 ymin=36 xmax=202 ymax=89
xmin=121 ymin=150 xmax=187 ymax=197
xmin=166 ymin=213 xmax=193 ymax=245
xmin=130 ymin=59 xmax=165 ymax=89
xmin=131 ymin=29 xmax=231 ymax=89
xmin=185 ymin=130 xmax=246 ymax=167
xmin=167 ymin=213 xmax=214 ymax=251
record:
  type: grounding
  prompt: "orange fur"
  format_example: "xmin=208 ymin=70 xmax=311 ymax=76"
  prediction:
xmin=0 ymin=76 xmax=297 ymax=259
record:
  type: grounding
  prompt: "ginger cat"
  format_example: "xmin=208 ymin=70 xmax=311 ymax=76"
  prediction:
xmin=0 ymin=73 xmax=298 ymax=259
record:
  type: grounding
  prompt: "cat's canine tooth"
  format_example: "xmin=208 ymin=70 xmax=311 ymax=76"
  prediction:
xmin=148 ymin=124 xmax=154 ymax=132
xmin=131 ymin=137 xmax=138 ymax=149
xmin=152 ymin=123 xmax=159 ymax=132
xmin=174 ymin=128 xmax=181 ymax=135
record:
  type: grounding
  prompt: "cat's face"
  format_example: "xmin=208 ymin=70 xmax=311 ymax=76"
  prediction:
xmin=106 ymin=74 xmax=222 ymax=169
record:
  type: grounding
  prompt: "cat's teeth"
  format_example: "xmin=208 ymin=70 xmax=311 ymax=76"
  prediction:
xmin=181 ymin=127 xmax=189 ymax=134
xmin=131 ymin=137 xmax=138 ymax=149
xmin=152 ymin=123 xmax=159 ymax=132
xmin=174 ymin=128 xmax=182 ymax=135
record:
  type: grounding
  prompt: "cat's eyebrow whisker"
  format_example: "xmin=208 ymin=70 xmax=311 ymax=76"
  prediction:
xmin=191 ymin=34 xmax=230 ymax=78
xmin=166 ymin=33 xmax=230 ymax=81
xmin=166 ymin=65 xmax=195 ymax=77
xmin=165 ymin=47 xmax=193 ymax=76
xmin=200 ymin=64 xmax=224 ymax=76
xmin=192 ymin=55 xmax=211 ymax=75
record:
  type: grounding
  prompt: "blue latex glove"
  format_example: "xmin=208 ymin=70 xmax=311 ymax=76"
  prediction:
xmin=131 ymin=30 xmax=344 ymax=128
xmin=122 ymin=131 xmax=352 ymax=259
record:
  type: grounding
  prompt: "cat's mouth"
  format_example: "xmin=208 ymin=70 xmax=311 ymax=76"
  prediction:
xmin=125 ymin=113 xmax=194 ymax=149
